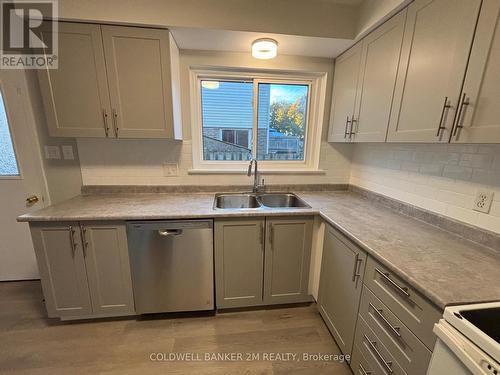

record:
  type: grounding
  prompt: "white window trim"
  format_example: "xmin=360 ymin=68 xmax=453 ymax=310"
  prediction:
xmin=189 ymin=68 xmax=327 ymax=173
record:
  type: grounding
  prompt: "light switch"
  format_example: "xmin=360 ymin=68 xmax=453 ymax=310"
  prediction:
xmin=62 ymin=145 xmax=74 ymax=160
xmin=44 ymin=145 xmax=60 ymax=160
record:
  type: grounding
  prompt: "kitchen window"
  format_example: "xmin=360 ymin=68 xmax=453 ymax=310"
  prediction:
xmin=191 ymin=70 xmax=327 ymax=172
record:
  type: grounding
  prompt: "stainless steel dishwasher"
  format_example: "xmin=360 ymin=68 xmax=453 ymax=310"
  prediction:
xmin=127 ymin=220 xmax=214 ymax=314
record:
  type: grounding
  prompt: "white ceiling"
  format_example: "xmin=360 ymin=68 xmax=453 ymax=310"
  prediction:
xmin=170 ymin=27 xmax=354 ymax=59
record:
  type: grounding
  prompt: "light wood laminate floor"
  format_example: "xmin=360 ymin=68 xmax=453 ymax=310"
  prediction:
xmin=0 ymin=281 xmax=352 ymax=374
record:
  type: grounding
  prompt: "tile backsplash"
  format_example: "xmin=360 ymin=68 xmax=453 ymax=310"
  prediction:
xmin=77 ymin=139 xmax=352 ymax=187
xmin=350 ymin=144 xmax=500 ymax=234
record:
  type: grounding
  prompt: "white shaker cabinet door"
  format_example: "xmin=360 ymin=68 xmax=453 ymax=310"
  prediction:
xmin=38 ymin=22 xmax=111 ymax=137
xmin=451 ymin=0 xmax=500 ymax=144
xmin=101 ymin=26 xmax=176 ymax=139
xmin=351 ymin=10 xmax=406 ymax=142
xmin=328 ymin=43 xmax=362 ymax=142
xmin=387 ymin=0 xmax=482 ymax=143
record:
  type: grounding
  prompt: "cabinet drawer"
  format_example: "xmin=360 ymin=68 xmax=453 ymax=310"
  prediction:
xmin=354 ymin=316 xmax=407 ymax=375
xmin=359 ymin=286 xmax=432 ymax=374
xmin=351 ymin=343 xmax=382 ymax=375
xmin=364 ymin=257 xmax=441 ymax=349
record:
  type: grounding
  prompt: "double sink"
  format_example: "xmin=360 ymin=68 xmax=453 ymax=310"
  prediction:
xmin=214 ymin=192 xmax=311 ymax=210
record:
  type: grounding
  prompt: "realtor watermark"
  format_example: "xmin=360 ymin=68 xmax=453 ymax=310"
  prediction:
xmin=0 ymin=0 xmax=58 ymax=69
xmin=149 ymin=352 xmax=350 ymax=363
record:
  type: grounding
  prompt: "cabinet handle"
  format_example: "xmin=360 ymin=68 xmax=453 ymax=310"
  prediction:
xmin=352 ymin=253 xmax=359 ymax=282
xmin=344 ymin=116 xmax=352 ymax=139
xmin=80 ymin=225 xmax=88 ymax=258
xmin=69 ymin=225 xmax=77 ymax=256
xmin=375 ymin=268 xmax=410 ymax=298
xmin=269 ymin=224 xmax=274 ymax=250
xmin=112 ymin=108 xmax=118 ymax=137
xmin=260 ymin=222 xmax=264 ymax=246
xmin=350 ymin=117 xmax=357 ymax=137
xmin=359 ymin=363 xmax=372 ymax=375
xmin=102 ymin=109 xmax=109 ymax=137
xmin=453 ymin=92 xmax=469 ymax=137
xmin=363 ymin=334 xmax=393 ymax=374
xmin=369 ymin=302 xmax=402 ymax=338
xmin=436 ymin=96 xmax=451 ymax=137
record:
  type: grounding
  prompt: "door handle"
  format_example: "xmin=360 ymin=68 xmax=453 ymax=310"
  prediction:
xmin=359 ymin=363 xmax=372 ymax=375
xmin=102 ymin=109 xmax=109 ymax=137
xmin=69 ymin=225 xmax=78 ymax=256
xmin=453 ymin=92 xmax=469 ymax=138
xmin=26 ymin=195 xmax=39 ymax=204
xmin=369 ymin=302 xmax=402 ymax=338
xmin=375 ymin=268 xmax=410 ymax=298
xmin=436 ymin=96 xmax=451 ymax=137
xmin=112 ymin=108 xmax=118 ymax=137
xmin=80 ymin=225 xmax=88 ymax=258
xmin=344 ymin=115 xmax=352 ymax=139
xmin=364 ymin=334 xmax=393 ymax=374
xmin=158 ymin=229 xmax=183 ymax=237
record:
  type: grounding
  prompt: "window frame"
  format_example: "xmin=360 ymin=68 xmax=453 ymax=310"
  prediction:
xmin=0 ymin=85 xmax=21 ymax=179
xmin=190 ymin=68 xmax=327 ymax=173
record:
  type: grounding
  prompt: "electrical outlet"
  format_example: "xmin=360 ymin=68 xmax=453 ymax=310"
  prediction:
xmin=473 ymin=190 xmax=494 ymax=214
xmin=163 ymin=163 xmax=178 ymax=177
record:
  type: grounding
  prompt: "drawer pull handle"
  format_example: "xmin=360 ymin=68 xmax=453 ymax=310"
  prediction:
xmin=375 ymin=268 xmax=410 ymax=298
xmin=364 ymin=334 xmax=393 ymax=374
xmin=369 ymin=303 xmax=402 ymax=338
xmin=359 ymin=363 xmax=372 ymax=375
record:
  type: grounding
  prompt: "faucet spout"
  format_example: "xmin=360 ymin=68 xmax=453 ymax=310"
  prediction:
xmin=247 ymin=158 xmax=262 ymax=193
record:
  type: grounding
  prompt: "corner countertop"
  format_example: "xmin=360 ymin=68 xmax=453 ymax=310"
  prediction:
xmin=18 ymin=191 xmax=500 ymax=310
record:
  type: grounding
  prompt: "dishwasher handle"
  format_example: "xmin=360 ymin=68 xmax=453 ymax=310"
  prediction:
xmin=158 ymin=229 xmax=183 ymax=237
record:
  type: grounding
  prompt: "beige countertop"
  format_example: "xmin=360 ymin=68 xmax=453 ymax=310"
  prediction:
xmin=18 ymin=191 xmax=500 ymax=310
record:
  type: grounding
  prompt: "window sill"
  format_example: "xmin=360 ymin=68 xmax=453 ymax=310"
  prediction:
xmin=188 ymin=169 xmax=327 ymax=175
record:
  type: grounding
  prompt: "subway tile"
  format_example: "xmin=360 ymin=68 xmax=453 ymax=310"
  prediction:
xmin=442 ymin=165 xmax=473 ymax=180
xmin=471 ymin=169 xmax=500 ymax=187
xmin=459 ymin=153 xmax=494 ymax=169
xmin=419 ymin=163 xmax=444 ymax=176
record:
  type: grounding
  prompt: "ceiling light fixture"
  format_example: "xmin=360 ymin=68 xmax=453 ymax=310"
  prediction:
xmin=251 ymin=38 xmax=278 ymax=60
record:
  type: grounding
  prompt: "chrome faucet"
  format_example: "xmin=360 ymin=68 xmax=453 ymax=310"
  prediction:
xmin=247 ymin=158 xmax=265 ymax=193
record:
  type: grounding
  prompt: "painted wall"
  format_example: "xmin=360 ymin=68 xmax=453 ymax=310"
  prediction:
xmin=355 ymin=0 xmax=411 ymax=38
xmin=58 ymin=0 xmax=358 ymax=39
xmin=350 ymin=143 xmax=500 ymax=234
xmin=77 ymin=50 xmax=353 ymax=186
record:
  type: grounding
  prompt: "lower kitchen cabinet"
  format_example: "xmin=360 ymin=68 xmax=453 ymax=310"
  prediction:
xmin=30 ymin=221 xmax=135 ymax=320
xmin=214 ymin=216 xmax=313 ymax=309
xmin=318 ymin=224 xmax=366 ymax=358
xmin=264 ymin=217 xmax=313 ymax=304
xmin=214 ymin=218 xmax=265 ymax=308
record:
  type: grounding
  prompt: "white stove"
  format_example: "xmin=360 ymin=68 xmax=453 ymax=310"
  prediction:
xmin=427 ymin=302 xmax=500 ymax=375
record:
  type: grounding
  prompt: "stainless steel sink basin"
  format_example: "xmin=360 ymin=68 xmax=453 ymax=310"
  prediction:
xmin=213 ymin=192 xmax=310 ymax=209
xmin=214 ymin=193 xmax=261 ymax=209
xmin=258 ymin=193 xmax=311 ymax=208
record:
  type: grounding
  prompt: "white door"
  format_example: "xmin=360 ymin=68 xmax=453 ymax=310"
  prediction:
xmin=0 ymin=70 xmax=48 ymax=281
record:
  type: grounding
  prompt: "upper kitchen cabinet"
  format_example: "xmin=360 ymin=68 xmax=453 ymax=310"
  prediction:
xmin=328 ymin=43 xmax=362 ymax=142
xmin=38 ymin=23 xmax=111 ymax=137
xmin=38 ymin=22 xmax=182 ymax=140
xmin=101 ymin=26 xmax=181 ymax=139
xmin=450 ymin=0 xmax=500 ymax=144
xmin=328 ymin=9 xmax=406 ymax=143
xmin=351 ymin=10 xmax=406 ymax=142
xmin=386 ymin=0 xmax=482 ymax=143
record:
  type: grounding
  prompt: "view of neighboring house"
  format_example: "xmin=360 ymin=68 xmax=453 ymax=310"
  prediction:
xmin=201 ymin=81 xmax=307 ymax=161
